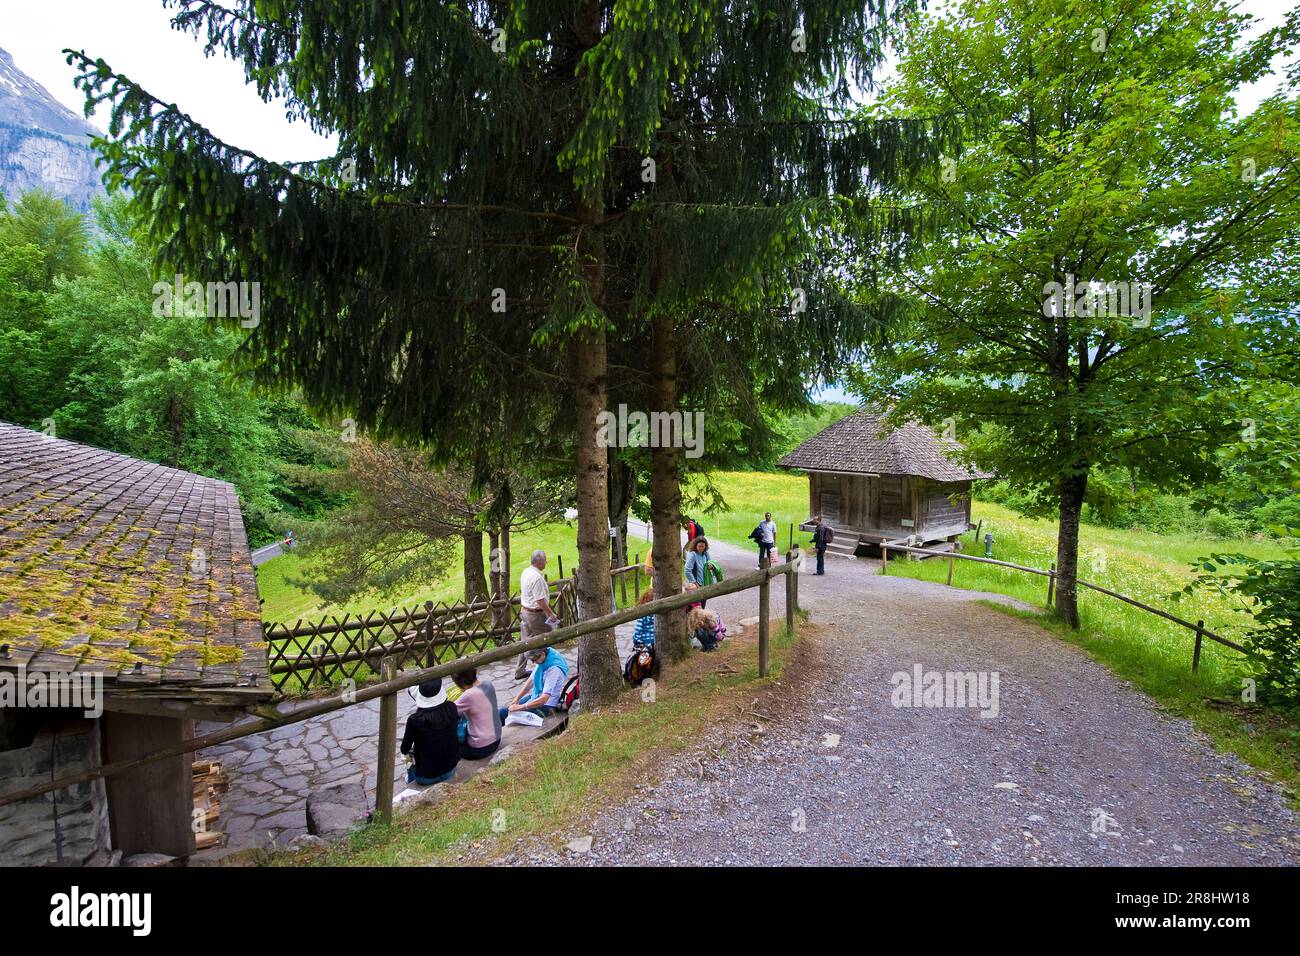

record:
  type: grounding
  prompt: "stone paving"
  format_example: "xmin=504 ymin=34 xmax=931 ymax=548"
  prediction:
xmin=196 ymin=615 xmax=641 ymax=854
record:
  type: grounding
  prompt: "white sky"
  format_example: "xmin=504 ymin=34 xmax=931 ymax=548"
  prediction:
xmin=4 ymin=0 xmax=1295 ymax=166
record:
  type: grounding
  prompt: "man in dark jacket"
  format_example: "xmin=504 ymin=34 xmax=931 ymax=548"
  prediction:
xmin=401 ymin=678 xmax=460 ymax=785
xmin=811 ymin=515 xmax=832 ymax=575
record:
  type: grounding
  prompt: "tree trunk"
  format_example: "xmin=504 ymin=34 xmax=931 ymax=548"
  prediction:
xmin=1054 ymin=471 xmax=1088 ymax=629
xmin=649 ymin=308 xmax=689 ymax=662
xmin=573 ymin=329 xmax=621 ymax=705
xmin=488 ymin=529 xmax=508 ymax=636
xmin=462 ymin=521 xmax=488 ymax=605
xmin=607 ymin=454 xmax=635 ymax=564
xmin=568 ymin=0 xmax=620 ymax=706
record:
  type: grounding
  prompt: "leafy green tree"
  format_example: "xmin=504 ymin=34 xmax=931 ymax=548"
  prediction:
xmin=106 ymin=311 xmax=276 ymax=508
xmin=0 ymin=188 xmax=89 ymax=289
xmin=70 ymin=1 xmax=940 ymax=700
xmin=849 ymin=0 xmax=1300 ymax=626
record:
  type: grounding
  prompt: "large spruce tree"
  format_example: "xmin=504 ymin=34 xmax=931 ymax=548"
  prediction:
xmin=70 ymin=1 xmax=942 ymax=701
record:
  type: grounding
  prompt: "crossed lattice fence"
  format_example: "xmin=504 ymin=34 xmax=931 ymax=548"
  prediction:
xmin=264 ymin=579 xmax=579 ymax=694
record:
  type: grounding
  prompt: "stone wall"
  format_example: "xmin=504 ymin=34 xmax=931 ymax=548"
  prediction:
xmin=0 ymin=715 xmax=111 ymax=866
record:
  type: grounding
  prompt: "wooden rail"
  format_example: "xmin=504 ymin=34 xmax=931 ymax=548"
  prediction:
xmin=0 ymin=555 xmax=800 ymax=810
xmin=879 ymin=542 xmax=1246 ymax=665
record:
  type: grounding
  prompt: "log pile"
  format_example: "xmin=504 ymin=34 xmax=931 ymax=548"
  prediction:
xmin=192 ymin=760 xmax=228 ymax=851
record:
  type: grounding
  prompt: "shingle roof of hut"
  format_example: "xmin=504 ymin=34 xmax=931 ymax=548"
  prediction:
xmin=778 ymin=410 xmax=993 ymax=482
xmin=0 ymin=422 xmax=269 ymax=701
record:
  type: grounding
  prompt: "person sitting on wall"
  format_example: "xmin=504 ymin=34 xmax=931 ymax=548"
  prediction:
xmin=452 ymin=667 xmax=502 ymax=760
xmin=632 ymin=588 xmax=656 ymax=647
xmin=401 ymin=678 xmax=460 ymax=785
xmin=500 ymin=646 xmax=569 ymax=724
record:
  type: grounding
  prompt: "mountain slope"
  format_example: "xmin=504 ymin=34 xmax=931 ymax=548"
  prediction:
xmin=0 ymin=47 xmax=104 ymax=211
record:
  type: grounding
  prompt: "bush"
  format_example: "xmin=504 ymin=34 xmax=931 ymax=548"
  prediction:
xmin=1190 ymin=550 xmax=1300 ymax=706
xmin=1199 ymin=508 xmax=1248 ymax=540
xmin=1252 ymin=497 xmax=1300 ymax=537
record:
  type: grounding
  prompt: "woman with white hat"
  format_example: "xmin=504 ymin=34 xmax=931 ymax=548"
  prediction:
xmin=400 ymin=678 xmax=460 ymax=785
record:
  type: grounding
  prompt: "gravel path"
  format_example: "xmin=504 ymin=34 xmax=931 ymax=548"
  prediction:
xmin=492 ymin=534 xmax=1300 ymax=866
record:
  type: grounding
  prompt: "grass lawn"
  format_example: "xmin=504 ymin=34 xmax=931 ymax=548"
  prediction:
xmin=689 ymin=469 xmax=810 ymax=558
xmin=256 ymin=521 xmax=588 ymax=625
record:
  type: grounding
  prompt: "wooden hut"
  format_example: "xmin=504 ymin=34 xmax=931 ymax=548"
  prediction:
xmin=0 ymin=422 xmax=270 ymax=865
xmin=778 ymin=410 xmax=991 ymax=557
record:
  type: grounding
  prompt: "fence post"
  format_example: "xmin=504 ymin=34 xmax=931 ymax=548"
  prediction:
xmin=758 ymin=556 xmax=771 ymax=677
xmin=1047 ymin=563 xmax=1056 ymax=609
xmin=881 ymin=544 xmax=888 ymax=574
xmin=947 ymin=554 xmax=954 ymax=587
xmin=557 ymin=554 xmax=563 ymax=580
xmin=374 ymin=655 xmax=398 ymax=825
xmin=633 ymin=557 xmax=641 ymax=603
xmin=785 ymin=551 xmax=796 ymax=640
xmin=791 ymin=549 xmax=800 ymax=614
xmin=616 ymin=530 xmax=628 ymax=607
xmin=1192 ymin=619 xmax=1205 ymax=672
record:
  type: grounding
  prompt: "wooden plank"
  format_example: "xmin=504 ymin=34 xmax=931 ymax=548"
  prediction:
xmin=374 ymin=656 xmax=397 ymax=824
xmin=103 ymin=712 xmax=196 ymax=857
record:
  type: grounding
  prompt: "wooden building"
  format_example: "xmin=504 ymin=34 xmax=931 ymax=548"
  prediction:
xmin=0 ymin=422 xmax=270 ymax=865
xmin=778 ymin=411 xmax=991 ymax=556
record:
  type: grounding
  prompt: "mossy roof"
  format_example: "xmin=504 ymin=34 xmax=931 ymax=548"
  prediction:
xmin=0 ymin=422 xmax=269 ymax=698
xmin=778 ymin=411 xmax=994 ymax=482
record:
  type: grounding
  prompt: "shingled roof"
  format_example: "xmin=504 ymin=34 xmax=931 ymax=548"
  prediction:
xmin=0 ymin=422 xmax=269 ymax=702
xmin=778 ymin=410 xmax=993 ymax=482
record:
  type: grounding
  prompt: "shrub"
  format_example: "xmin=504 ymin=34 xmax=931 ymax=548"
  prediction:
xmin=1189 ymin=550 xmax=1300 ymax=706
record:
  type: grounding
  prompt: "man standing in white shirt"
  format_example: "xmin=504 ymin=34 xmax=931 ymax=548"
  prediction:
xmin=758 ymin=512 xmax=777 ymax=568
xmin=515 ymin=550 xmax=559 ymax=680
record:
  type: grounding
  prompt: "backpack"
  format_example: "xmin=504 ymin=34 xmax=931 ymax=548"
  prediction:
xmin=623 ymin=643 xmax=656 ymax=686
xmin=748 ymin=524 xmax=763 ymax=543
xmin=557 ymin=674 xmax=580 ymax=711
xmin=704 ymin=559 xmax=724 ymax=585
xmin=824 ymin=525 xmax=835 ymax=544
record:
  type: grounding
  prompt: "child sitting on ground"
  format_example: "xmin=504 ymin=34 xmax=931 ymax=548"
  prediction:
xmin=687 ymin=606 xmax=722 ymax=652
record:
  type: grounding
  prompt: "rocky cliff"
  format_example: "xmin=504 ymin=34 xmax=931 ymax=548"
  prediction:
xmin=0 ymin=47 xmax=104 ymax=211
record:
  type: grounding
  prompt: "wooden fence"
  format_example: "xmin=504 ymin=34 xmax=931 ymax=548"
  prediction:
xmin=264 ymin=580 xmax=579 ymax=694
xmin=878 ymin=541 xmax=1247 ymax=670
xmin=0 ymin=552 xmax=801 ymax=814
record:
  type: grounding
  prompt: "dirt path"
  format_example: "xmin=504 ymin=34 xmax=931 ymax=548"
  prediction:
xmin=492 ymin=536 xmax=1300 ymax=866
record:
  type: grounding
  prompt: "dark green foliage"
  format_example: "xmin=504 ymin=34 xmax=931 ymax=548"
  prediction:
xmin=1189 ymin=550 xmax=1300 ymax=706
xmin=0 ymin=192 xmax=340 ymax=545
xmin=64 ymin=1 xmax=949 ymax=467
